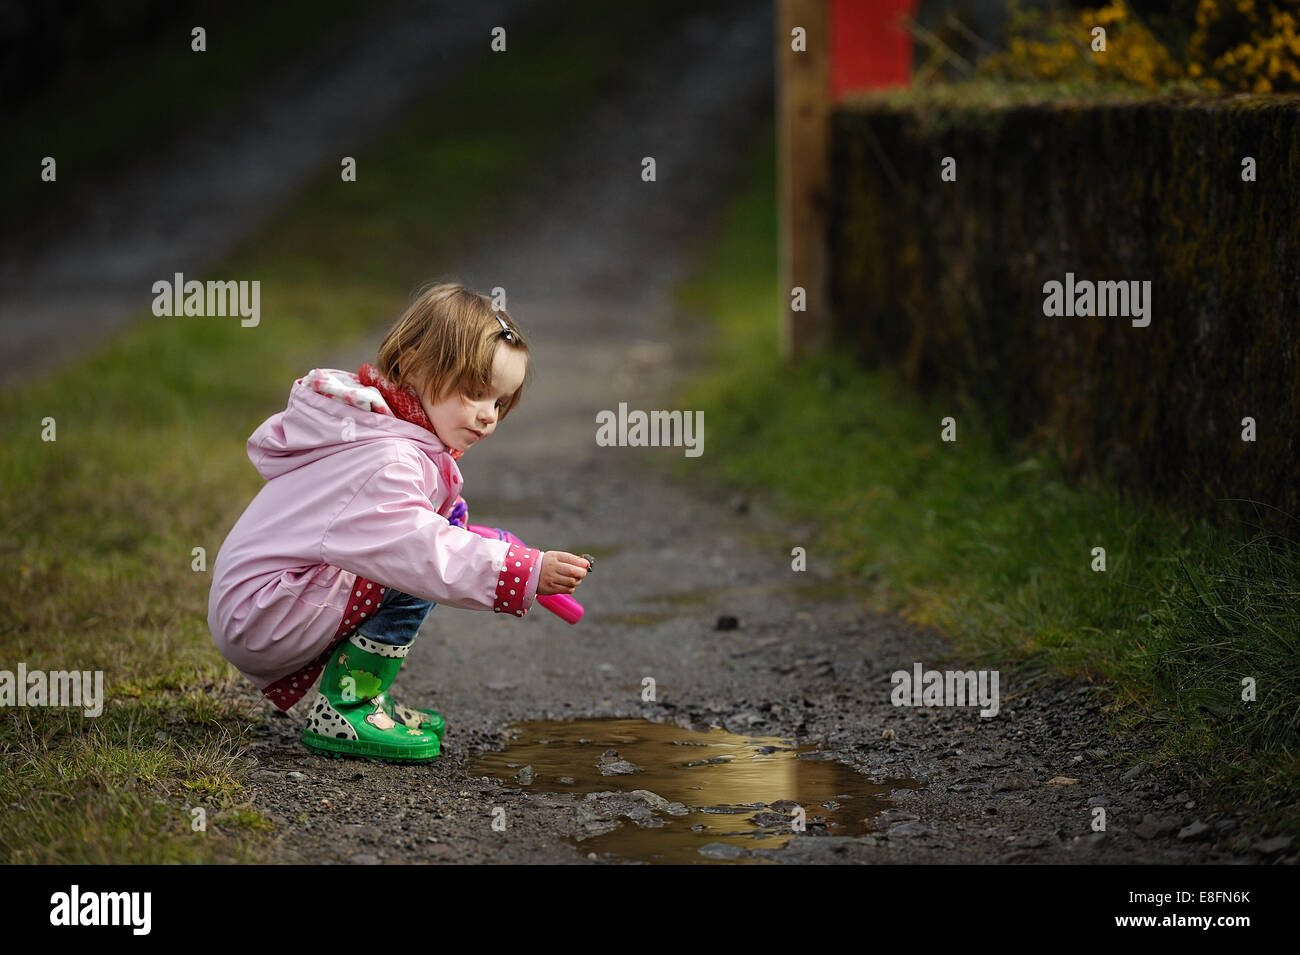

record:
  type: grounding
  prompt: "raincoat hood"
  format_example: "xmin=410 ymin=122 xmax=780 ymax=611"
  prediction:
xmin=248 ymin=367 xmax=458 ymax=482
xmin=207 ymin=367 xmax=542 ymax=694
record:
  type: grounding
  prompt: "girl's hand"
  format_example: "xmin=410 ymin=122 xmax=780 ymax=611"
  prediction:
xmin=537 ymin=551 xmax=590 ymax=595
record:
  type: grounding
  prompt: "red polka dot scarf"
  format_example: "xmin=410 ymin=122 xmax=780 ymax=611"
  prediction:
xmin=357 ymin=362 xmax=464 ymax=463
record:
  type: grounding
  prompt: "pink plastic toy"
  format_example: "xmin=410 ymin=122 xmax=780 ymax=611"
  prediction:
xmin=466 ymin=524 xmax=585 ymax=624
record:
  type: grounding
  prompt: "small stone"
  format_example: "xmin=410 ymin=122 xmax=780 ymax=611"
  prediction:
xmin=875 ymin=809 xmax=921 ymax=826
xmin=715 ymin=615 xmax=739 ymax=631
xmin=698 ymin=842 xmax=748 ymax=859
xmin=515 ymin=765 xmax=534 ymax=783
xmin=286 ymin=771 xmax=306 ymax=781
xmin=1073 ymin=831 xmax=1109 ymax=851
xmin=1086 ymin=795 xmax=1109 ymax=807
xmin=574 ymin=818 xmax=621 ymax=841
xmin=1177 ymin=820 xmax=1210 ymax=842
xmin=1047 ymin=776 xmax=1080 ymax=786
xmin=1256 ymin=835 xmax=1293 ymax=855
xmin=1121 ymin=762 xmax=1149 ymax=781
xmin=724 ymin=710 xmax=764 ymax=731
xmin=880 ymin=728 xmax=896 ymax=741
xmin=685 ymin=756 xmax=732 ymax=767
xmin=599 ymin=759 xmax=638 ymax=776
xmin=631 ymin=790 xmax=689 ymax=816
xmin=1133 ymin=810 xmax=1175 ymax=841
xmin=994 ymin=774 xmax=1034 ymax=792
xmin=350 ymin=853 xmax=381 ymax=865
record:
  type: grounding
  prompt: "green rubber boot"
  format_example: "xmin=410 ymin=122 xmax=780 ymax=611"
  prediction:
xmin=301 ymin=633 xmax=439 ymax=762
xmin=382 ymin=696 xmax=446 ymax=740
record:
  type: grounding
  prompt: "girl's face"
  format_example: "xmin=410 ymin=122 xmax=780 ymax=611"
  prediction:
xmin=416 ymin=345 xmax=526 ymax=453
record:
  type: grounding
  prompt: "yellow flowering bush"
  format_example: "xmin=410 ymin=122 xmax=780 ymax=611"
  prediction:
xmin=978 ymin=1 xmax=1182 ymax=89
xmin=1187 ymin=0 xmax=1300 ymax=92
xmin=976 ymin=0 xmax=1300 ymax=92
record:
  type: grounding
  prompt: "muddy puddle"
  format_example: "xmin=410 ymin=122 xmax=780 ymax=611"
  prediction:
xmin=469 ymin=718 xmax=919 ymax=864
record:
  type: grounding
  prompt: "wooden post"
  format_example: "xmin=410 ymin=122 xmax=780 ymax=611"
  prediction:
xmin=777 ymin=0 xmax=830 ymax=362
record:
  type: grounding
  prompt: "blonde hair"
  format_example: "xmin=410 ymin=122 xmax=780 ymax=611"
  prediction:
xmin=375 ymin=282 xmax=530 ymax=421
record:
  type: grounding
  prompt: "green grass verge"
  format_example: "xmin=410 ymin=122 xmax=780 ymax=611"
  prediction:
xmin=0 ymin=0 xmax=699 ymax=864
xmin=667 ymin=122 xmax=1300 ymax=834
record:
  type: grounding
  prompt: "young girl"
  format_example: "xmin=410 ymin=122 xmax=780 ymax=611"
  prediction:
xmin=207 ymin=283 xmax=590 ymax=762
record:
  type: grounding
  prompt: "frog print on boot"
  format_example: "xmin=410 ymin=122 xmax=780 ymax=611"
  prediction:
xmin=300 ymin=632 xmax=439 ymax=762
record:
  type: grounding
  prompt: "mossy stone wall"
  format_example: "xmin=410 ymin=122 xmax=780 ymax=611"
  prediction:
xmin=830 ymin=95 xmax=1300 ymax=517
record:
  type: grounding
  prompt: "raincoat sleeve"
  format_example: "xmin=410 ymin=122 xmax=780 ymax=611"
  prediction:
xmin=321 ymin=454 xmax=542 ymax=616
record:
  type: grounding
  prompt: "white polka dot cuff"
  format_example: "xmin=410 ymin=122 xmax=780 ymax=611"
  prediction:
xmin=493 ymin=544 xmax=542 ymax=616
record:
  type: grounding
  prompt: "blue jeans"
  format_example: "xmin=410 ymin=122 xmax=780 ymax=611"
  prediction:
xmin=354 ymin=587 xmax=436 ymax=647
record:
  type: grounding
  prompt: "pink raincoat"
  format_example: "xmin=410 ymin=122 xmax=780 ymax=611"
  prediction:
xmin=207 ymin=367 xmax=543 ymax=697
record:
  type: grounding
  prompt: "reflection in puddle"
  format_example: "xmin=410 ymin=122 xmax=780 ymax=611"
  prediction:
xmin=468 ymin=718 xmax=919 ymax=864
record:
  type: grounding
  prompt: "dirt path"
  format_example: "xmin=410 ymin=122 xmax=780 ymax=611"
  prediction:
xmin=0 ymin=0 xmax=542 ymax=388
xmin=232 ymin=7 xmax=1273 ymax=864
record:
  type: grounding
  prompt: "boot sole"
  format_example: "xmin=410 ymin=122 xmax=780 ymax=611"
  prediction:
xmin=302 ymin=731 xmax=440 ymax=763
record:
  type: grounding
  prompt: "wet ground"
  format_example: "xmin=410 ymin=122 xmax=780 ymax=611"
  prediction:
xmin=227 ymin=5 xmax=1288 ymax=865
xmin=468 ymin=717 xmax=919 ymax=864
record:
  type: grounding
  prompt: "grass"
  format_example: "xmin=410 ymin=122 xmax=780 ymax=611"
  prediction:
xmin=666 ymin=122 xmax=1300 ymax=834
xmin=1 ymin=693 xmax=267 ymax=863
xmin=0 ymin=0 xmax=702 ymax=863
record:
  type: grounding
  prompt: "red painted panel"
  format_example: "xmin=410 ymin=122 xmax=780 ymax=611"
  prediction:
xmin=829 ymin=0 xmax=919 ymax=99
